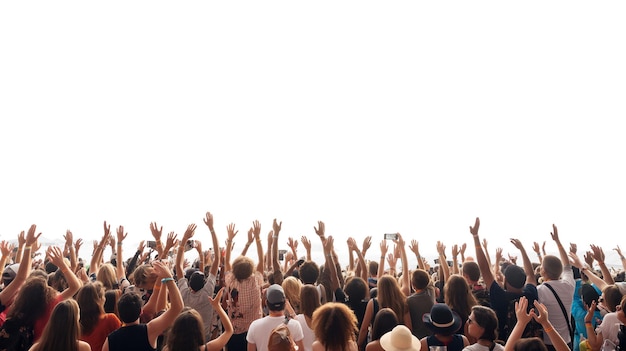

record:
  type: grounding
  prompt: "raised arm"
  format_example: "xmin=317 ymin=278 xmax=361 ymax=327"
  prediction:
xmin=64 ymin=230 xmax=77 ymax=272
xmin=14 ymin=231 xmax=25 ymax=264
xmin=470 ymin=217 xmax=495 ymax=289
xmin=149 ymin=222 xmax=165 ymax=258
xmin=90 ymin=221 xmax=111 ymax=276
xmin=436 ymin=241 xmax=449 ymax=283
xmin=590 ymin=244 xmax=614 ymax=285
xmin=301 ymin=236 xmax=312 ymax=262
xmin=409 ymin=239 xmax=424 ymax=270
xmin=162 ymin=231 xmax=178 ymax=260
xmin=272 ymin=219 xmax=283 ymax=277
xmin=147 ymin=261 xmax=183 ymax=347
xmin=206 ymin=288 xmax=233 ymax=351
xmin=252 ymin=220 xmax=264 ymax=275
xmin=115 ymin=225 xmax=128 ymax=281
xmin=532 ymin=300 xmax=570 ymax=351
xmin=223 ymin=223 xmax=238 ymax=273
xmin=176 ymin=224 xmax=196 ymax=280
xmin=532 ymin=241 xmax=543 ymax=264
xmin=324 ymin=236 xmax=340 ymax=293
xmin=348 ymin=237 xmax=368 ymax=283
xmin=550 ymin=224 xmax=570 ymax=270
xmin=203 ymin=212 xmax=220 ymax=276
xmin=503 ymin=297 xmax=533 ymax=351
xmin=396 ymin=234 xmax=410 ymax=296
xmin=0 ymin=225 xmax=40 ymax=305
xmin=241 ymin=228 xmax=254 ymax=256
xmin=378 ymin=239 xmax=388 ymax=278
xmin=451 ymin=244 xmax=460 ymax=275
xmin=510 ymin=238 xmax=537 ymax=286
xmin=48 ymin=245 xmax=81 ymax=300
xmin=614 ymin=245 xmax=626 ymax=272
xmin=0 ymin=241 xmax=13 ymax=280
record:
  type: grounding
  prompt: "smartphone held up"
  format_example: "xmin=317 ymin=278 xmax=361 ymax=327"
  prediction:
xmin=384 ymin=233 xmax=399 ymax=240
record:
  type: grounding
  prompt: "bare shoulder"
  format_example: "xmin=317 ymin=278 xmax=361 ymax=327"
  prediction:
xmin=78 ymin=340 xmax=92 ymax=351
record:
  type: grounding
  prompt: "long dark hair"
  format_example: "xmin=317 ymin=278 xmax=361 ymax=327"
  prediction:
xmin=76 ymin=282 xmax=105 ymax=335
xmin=7 ymin=276 xmax=55 ymax=326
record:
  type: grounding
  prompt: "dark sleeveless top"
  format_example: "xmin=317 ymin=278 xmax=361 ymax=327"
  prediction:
xmin=426 ymin=334 xmax=465 ymax=351
xmin=107 ymin=324 xmax=155 ymax=351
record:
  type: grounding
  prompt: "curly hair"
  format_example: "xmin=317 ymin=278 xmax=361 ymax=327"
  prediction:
xmin=312 ymin=303 xmax=357 ymax=350
xmin=232 ymin=256 xmax=254 ymax=281
xmin=165 ymin=307 xmax=205 ymax=351
xmin=76 ymin=282 xmax=105 ymax=335
xmin=7 ymin=276 xmax=56 ymax=326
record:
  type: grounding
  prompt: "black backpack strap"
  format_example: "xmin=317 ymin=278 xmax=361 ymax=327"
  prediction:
xmin=543 ymin=282 xmax=573 ymax=338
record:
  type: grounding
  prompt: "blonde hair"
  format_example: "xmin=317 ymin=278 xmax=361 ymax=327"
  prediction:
xmin=282 ymin=277 xmax=302 ymax=314
xmin=97 ymin=263 xmax=117 ymax=290
xmin=377 ymin=275 xmax=408 ymax=322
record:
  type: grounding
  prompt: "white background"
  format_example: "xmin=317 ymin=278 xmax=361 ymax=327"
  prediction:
xmin=1 ymin=1 xmax=625 ymax=269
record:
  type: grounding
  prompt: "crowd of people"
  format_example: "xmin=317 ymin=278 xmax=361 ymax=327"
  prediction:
xmin=0 ymin=214 xmax=625 ymax=351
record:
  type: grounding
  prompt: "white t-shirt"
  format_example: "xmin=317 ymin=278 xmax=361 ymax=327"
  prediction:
xmin=294 ymin=314 xmax=315 ymax=351
xmin=537 ymin=266 xmax=575 ymax=345
xmin=462 ymin=343 xmax=505 ymax=351
xmin=247 ymin=315 xmax=304 ymax=351
xmin=596 ymin=312 xmax=623 ymax=347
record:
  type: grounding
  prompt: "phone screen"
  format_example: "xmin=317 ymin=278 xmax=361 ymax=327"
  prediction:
xmin=384 ymin=233 xmax=398 ymax=240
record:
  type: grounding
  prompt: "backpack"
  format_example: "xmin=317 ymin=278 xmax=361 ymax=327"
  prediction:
xmin=0 ymin=319 xmax=34 ymax=351
xmin=504 ymin=296 xmax=543 ymax=341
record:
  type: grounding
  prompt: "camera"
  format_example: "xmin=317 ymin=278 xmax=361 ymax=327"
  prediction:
xmin=384 ymin=233 xmax=398 ymax=240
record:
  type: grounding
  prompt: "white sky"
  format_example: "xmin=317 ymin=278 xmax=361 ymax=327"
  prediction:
xmin=1 ymin=1 xmax=625 ymax=269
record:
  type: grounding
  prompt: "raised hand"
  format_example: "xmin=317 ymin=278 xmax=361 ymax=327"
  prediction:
xmin=117 ymin=225 xmax=128 ymax=243
xmin=380 ymin=240 xmax=388 ymax=257
xmin=47 ymin=246 xmax=66 ymax=268
xmin=323 ymin=235 xmax=334 ymax=254
xmin=436 ymin=241 xmax=446 ymax=256
xmin=17 ymin=231 xmax=26 ymax=246
xmin=515 ymin=296 xmax=532 ymax=326
xmin=542 ymin=241 xmax=547 ymax=255
xmin=510 ymin=238 xmax=524 ymax=251
xmin=347 ymin=237 xmax=358 ymax=251
xmin=590 ymin=244 xmax=605 ymax=263
xmin=362 ymin=236 xmax=372 ymax=255
xmin=203 ymin=212 xmax=214 ymax=231
xmin=287 ymin=237 xmax=298 ymax=251
xmin=584 ymin=251 xmax=594 ymax=268
xmin=0 ymin=241 xmax=14 ymax=257
xmin=570 ymin=243 xmax=577 ymax=254
xmin=273 ymin=219 xmax=282 ymax=235
xmin=508 ymin=254 xmax=517 ymax=265
xmin=495 ymin=247 xmax=503 ymax=264
xmin=183 ymin=224 xmax=197 ymax=240
xmin=152 ymin=260 xmax=173 ymax=279
xmin=532 ymin=300 xmax=550 ymax=325
xmin=227 ymin=223 xmax=238 ymax=241
xmin=137 ymin=240 xmax=146 ymax=253
xmin=251 ymin=220 xmax=261 ymax=239
xmin=451 ymin=244 xmax=459 ymax=258
xmin=25 ymin=224 xmax=42 ymax=246
xmin=150 ymin=222 xmax=163 ymax=241
xmin=64 ymin=230 xmax=74 ymax=246
xmin=314 ymin=221 xmax=325 ymax=241
xmin=408 ymin=240 xmax=419 ymax=256
xmin=460 ymin=243 xmax=467 ymax=257
xmin=469 ymin=217 xmax=480 ymax=236
xmin=209 ymin=287 xmax=225 ymax=308
xmin=614 ymin=245 xmax=625 ymax=259
xmin=532 ymin=242 xmax=541 ymax=255
xmin=166 ymin=232 xmax=178 ymax=249
xmin=550 ymin=224 xmax=560 ymax=242
xmin=247 ymin=228 xmax=254 ymax=245
xmin=103 ymin=221 xmax=112 ymax=239
xmin=482 ymin=238 xmax=488 ymax=251
xmin=301 ymin=236 xmax=311 ymax=252
xmin=568 ymin=251 xmax=583 ymax=269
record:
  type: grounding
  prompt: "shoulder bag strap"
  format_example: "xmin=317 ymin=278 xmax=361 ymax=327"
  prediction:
xmin=543 ymin=282 xmax=572 ymax=336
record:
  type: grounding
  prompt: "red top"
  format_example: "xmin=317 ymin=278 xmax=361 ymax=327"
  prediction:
xmin=80 ymin=313 xmax=122 ymax=351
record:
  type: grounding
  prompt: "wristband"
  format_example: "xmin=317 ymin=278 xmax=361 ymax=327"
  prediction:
xmin=24 ymin=246 xmax=32 ymax=251
xmin=117 ymin=243 xmax=123 ymax=246
xmin=161 ymin=277 xmax=174 ymax=283
xmin=543 ymin=326 xmax=554 ymax=333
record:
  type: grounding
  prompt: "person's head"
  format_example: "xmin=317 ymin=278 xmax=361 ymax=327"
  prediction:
xmin=118 ymin=292 xmax=143 ymax=323
xmin=266 ymin=284 xmax=286 ymax=312
xmin=97 ymin=263 xmax=118 ymax=290
xmin=282 ymin=276 xmax=302 ymax=311
xmin=76 ymin=282 xmax=106 ymax=335
xmin=503 ymin=265 xmax=526 ymax=290
xmin=602 ymin=285 xmax=624 ymax=312
xmin=580 ymin=284 xmax=600 ymax=309
xmin=411 ymin=269 xmax=431 ymax=291
xmin=513 ymin=337 xmax=548 ymax=351
xmin=444 ymin=274 xmax=477 ymax=318
xmin=379 ymin=325 xmax=421 ymax=351
xmin=467 ymin=305 xmax=498 ymax=342
xmin=37 ymin=299 xmax=81 ymax=351
xmin=344 ymin=277 xmax=368 ymax=302
xmin=2 ymin=263 xmax=19 ymax=287
xmin=378 ymin=275 xmax=407 ymax=319
xmin=50 ymin=268 xmax=69 ymax=292
xmin=7 ymin=276 xmax=55 ymax=326
xmin=300 ymin=284 xmax=321 ymax=319
xmin=104 ymin=289 xmax=120 ymax=317
xmin=370 ymin=308 xmax=399 ymax=341
xmin=268 ymin=323 xmax=297 ymax=351
xmin=189 ymin=271 xmax=206 ymax=292
xmin=462 ymin=261 xmax=481 ymax=283
xmin=299 ymin=261 xmax=320 ymax=285
xmin=369 ymin=261 xmax=379 ymax=277
xmin=131 ymin=264 xmax=157 ymax=290
xmin=232 ymin=256 xmax=254 ymax=281
xmin=312 ymin=303 xmax=357 ymax=350
xmin=166 ymin=307 xmax=205 ymax=351
xmin=540 ymin=255 xmax=563 ymax=280
xmin=423 ymin=303 xmax=462 ymax=336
